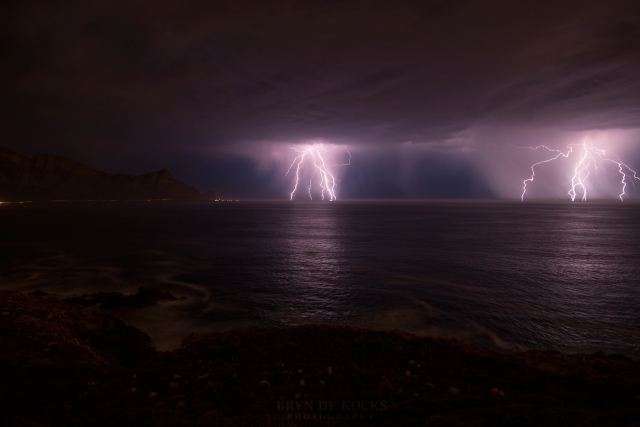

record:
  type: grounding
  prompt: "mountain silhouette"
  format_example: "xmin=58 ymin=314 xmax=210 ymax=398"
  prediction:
xmin=0 ymin=147 xmax=212 ymax=201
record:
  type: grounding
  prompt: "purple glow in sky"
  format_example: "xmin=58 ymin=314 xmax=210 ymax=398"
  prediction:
xmin=285 ymin=144 xmax=351 ymax=201
xmin=521 ymin=139 xmax=640 ymax=201
xmin=2 ymin=0 xmax=640 ymax=199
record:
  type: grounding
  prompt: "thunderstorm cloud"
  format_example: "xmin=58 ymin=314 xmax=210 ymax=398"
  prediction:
xmin=2 ymin=0 xmax=640 ymax=198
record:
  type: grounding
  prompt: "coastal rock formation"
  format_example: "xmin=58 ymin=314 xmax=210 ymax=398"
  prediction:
xmin=0 ymin=146 xmax=210 ymax=201
xmin=1 ymin=292 xmax=639 ymax=426
xmin=0 ymin=290 xmax=154 ymax=369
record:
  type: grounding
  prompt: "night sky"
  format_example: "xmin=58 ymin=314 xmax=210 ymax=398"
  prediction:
xmin=2 ymin=0 xmax=640 ymax=199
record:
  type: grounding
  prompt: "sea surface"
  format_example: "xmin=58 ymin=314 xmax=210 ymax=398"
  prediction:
xmin=1 ymin=200 xmax=639 ymax=355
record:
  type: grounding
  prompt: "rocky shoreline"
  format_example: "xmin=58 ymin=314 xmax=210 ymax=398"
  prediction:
xmin=1 ymin=290 xmax=639 ymax=426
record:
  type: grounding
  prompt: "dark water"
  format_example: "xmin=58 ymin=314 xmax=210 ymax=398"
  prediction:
xmin=1 ymin=200 xmax=639 ymax=355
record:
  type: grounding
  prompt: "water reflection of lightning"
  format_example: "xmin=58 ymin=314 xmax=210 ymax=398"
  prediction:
xmin=285 ymin=144 xmax=351 ymax=201
xmin=521 ymin=139 xmax=640 ymax=201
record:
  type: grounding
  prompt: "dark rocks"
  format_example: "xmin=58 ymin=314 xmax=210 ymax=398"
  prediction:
xmin=1 ymin=302 xmax=640 ymax=426
xmin=63 ymin=291 xmax=122 ymax=308
xmin=0 ymin=290 xmax=154 ymax=369
xmin=491 ymin=387 xmax=505 ymax=397
xmin=63 ymin=287 xmax=179 ymax=309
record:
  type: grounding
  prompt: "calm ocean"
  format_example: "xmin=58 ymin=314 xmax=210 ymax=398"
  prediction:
xmin=1 ymin=200 xmax=639 ymax=355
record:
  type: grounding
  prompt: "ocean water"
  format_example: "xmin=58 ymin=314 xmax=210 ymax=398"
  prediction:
xmin=1 ymin=200 xmax=639 ymax=356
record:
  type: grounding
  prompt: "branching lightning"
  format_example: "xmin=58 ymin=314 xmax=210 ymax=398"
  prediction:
xmin=521 ymin=139 xmax=640 ymax=201
xmin=285 ymin=144 xmax=351 ymax=201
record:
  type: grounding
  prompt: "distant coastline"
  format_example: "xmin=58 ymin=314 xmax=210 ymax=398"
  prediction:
xmin=0 ymin=146 xmax=214 ymax=202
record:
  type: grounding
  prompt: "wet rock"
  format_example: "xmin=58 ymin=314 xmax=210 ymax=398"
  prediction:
xmin=28 ymin=290 xmax=49 ymax=297
xmin=63 ymin=291 xmax=122 ymax=308
xmin=3 ymin=316 xmax=640 ymax=426
xmin=491 ymin=388 xmax=505 ymax=397
xmin=196 ymin=410 xmax=230 ymax=427
xmin=63 ymin=287 xmax=178 ymax=310
xmin=379 ymin=380 xmax=400 ymax=391
xmin=0 ymin=290 xmax=154 ymax=369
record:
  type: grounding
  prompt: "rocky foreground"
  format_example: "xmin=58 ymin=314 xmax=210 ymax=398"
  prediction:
xmin=1 ymin=290 xmax=639 ymax=426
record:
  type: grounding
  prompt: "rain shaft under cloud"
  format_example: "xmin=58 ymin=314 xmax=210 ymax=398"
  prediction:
xmin=2 ymin=0 xmax=640 ymax=198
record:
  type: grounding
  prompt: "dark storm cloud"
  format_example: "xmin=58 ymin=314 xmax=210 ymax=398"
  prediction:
xmin=1 ymin=0 xmax=639 ymax=196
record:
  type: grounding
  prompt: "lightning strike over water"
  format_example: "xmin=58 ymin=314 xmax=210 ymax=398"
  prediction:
xmin=521 ymin=139 xmax=640 ymax=201
xmin=285 ymin=144 xmax=351 ymax=201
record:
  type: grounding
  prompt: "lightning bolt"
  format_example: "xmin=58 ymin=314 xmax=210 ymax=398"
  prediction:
xmin=521 ymin=145 xmax=573 ymax=201
xmin=285 ymin=144 xmax=351 ymax=201
xmin=521 ymin=138 xmax=640 ymax=201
